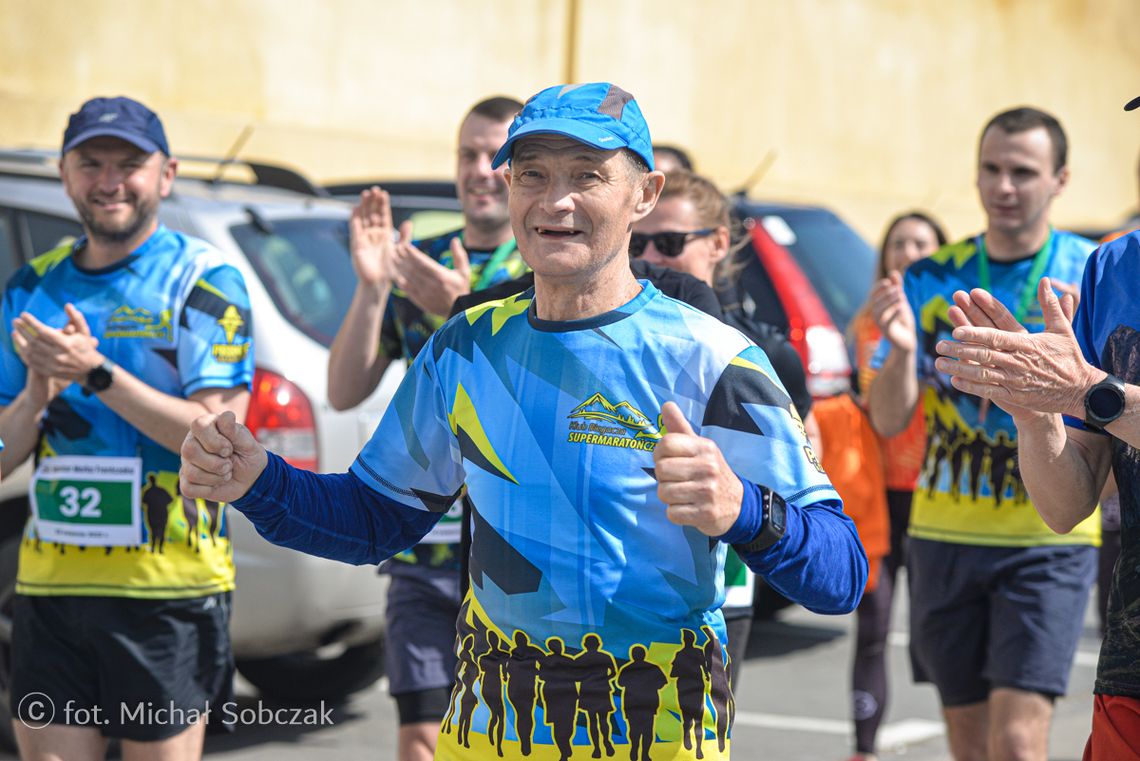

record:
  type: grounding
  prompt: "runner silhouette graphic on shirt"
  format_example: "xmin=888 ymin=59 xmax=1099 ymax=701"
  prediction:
xmin=142 ymin=474 xmax=171 ymax=554
xmin=575 ymin=633 xmax=617 ymax=758
xmin=989 ymin=431 xmax=1019 ymax=506
xmin=539 ymin=638 xmax=580 ymax=761
xmin=505 ymin=630 xmax=544 ymax=755
xmin=670 ymin=628 xmax=709 ymax=758
xmin=456 ymin=634 xmax=480 ymax=748
xmin=701 ymin=626 xmax=731 ymax=752
xmin=480 ymin=630 xmax=509 ymax=757
xmin=617 ymin=645 xmax=667 ymax=761
xmin=203 ymin=499 xmax=222 ymax=546
xmin=181 ymin=485 xmax=200 ymax=552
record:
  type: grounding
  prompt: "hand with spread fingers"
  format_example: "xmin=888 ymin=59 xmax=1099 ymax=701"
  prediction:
xmin=934 ymin=276 xmax=1101 ymax=420
xmin=869 ymin=271 xmax=917 ymax=353
xmin=392 ymin=222 xmax=473 ymax=317
xmin=180 ymin=410 xmax=268 ymax=503
xmin=11 ymin=304 xmax=103 ymax=384
xmin=349 ymin=187 xmax=401 ymax=288
xmin=653 ymin=401 xmax=744 ymax=537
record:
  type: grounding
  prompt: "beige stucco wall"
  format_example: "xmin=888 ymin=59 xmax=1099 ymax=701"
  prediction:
xmin=3 ymin=0 xmax=1138 ymax=242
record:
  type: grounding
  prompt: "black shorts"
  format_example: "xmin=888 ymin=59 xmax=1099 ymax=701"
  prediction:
xmin=11 ymin=593 xmax=235 ymax=742
xmin=907 ymin=539 xmax=1096 ymax=706
xmin=383 ymin=571 xmax=461 ymax=723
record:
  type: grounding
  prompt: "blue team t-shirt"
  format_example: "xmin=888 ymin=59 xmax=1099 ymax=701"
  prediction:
xmin=351 ymin=280 xmax=840 ymax=759
xmin=0 ymin=225 xmax=253 ymax=598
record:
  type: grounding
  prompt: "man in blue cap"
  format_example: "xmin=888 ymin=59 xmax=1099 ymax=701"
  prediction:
xmin=180 ymin=82 xmax=866 ymax=760
xmin=0 ymin=96 xmax=253 ymax=759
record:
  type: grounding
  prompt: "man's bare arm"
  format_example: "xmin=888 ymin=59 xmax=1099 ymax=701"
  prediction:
xmin=327 ymin=187 xmax=399 ymax=411
xmin=327 ymin=282 xmax=394 ymax=410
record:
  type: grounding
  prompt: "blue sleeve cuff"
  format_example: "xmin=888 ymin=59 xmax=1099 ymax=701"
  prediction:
xmin=717 ymin=476 xmax=766 ymax=546
xmin=232 ymin=450 xmax=285 ymax=510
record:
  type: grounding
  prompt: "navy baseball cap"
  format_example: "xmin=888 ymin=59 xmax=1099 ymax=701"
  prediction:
xmin=491 ymin=83 xmax=654 ymax=170
xmin=62 ymin=96 xmax=170 ymax=156
xmin=1126 ymin=95 xmax=1140 ymax=112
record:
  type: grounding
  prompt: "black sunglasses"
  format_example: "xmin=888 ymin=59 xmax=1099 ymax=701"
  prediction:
xmin=628 ymin=228 xmax=716 ymax=258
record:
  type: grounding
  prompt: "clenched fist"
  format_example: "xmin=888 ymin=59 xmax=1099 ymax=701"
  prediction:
xmin=180 ymin=411 xmax=268 ymax=503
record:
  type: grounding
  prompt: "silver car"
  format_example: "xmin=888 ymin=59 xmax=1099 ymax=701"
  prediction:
xmin=0 ymin=150 xmax=402 ymax=731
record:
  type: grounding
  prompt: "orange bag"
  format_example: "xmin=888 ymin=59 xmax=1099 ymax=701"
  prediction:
xmin=813 ymin=393 xmax=889 ymax=592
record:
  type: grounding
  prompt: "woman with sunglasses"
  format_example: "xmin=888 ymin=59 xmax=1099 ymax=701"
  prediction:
xmin=844 ymin=211 xmax=946 ymax=761
xmin=631 ymin=169 xmax=817 ymax=694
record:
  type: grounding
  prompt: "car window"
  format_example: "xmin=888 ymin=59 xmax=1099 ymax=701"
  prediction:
xmin=392 ymin=209 xmax=464 ymax=241
xmin=230 ymin=217 xmax=356 ymax=347
xmin=754 ymin=208 xmax=876 ymax=332
xmin=25 ymin=211 xmax=84 ymax=257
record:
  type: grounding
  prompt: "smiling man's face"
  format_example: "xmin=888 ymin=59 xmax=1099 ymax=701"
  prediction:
xmin=505 ymin=136 xmax=654 ymax=281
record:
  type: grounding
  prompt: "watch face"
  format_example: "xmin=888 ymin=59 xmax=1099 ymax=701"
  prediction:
xmin=769 ymin=496 xmax=787 ymax=535
xmin=87 ymin=365 xmax=112 ymax=391
xmin=1088 ymin=384 xmax=1125 ymax=420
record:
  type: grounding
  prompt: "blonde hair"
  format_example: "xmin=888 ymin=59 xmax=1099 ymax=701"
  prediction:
xmin=659 ymin=170 xmax=745 ymax=285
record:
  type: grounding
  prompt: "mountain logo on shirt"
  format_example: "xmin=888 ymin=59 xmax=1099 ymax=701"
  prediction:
xmin=104 ymin=306 xmax=173 ymax=341
xmin=567 ymin=393 xmax=661 ymax=451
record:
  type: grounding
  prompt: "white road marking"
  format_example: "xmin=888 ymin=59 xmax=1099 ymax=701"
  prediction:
xmin=878 ymin=718 xmax=946 ymax=748
xmin=733 ymin=710 xmax=944 ymax=747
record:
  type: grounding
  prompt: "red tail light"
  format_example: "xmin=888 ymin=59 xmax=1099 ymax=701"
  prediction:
xmin=246 ymin=368 xmax=319 ymax=471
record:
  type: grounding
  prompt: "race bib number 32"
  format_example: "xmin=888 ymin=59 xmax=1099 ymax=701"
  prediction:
xmin=30 ymin=456 xmax=143 ymax=546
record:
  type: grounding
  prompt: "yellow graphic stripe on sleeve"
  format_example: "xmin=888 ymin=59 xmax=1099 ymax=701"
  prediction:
xmin=194 ymin=278 xmax=229 ymax=301
xmin=448 ymin=383 xmax=518 ymax=484
xmin=29 ymin=244 xmax=74 ymax=277
xmin=728 ymin=355 xmax=775 ymax=384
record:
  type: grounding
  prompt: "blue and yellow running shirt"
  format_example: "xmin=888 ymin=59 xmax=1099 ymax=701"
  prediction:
xmin=378 ymin=229 xmax=529 ymax=569
xmin=0 ymin=226 xmax=253 ymax=599
xmin=350 ymin=281 xmax=846 ymax=760
xmin=874 ymin=231 xmax=1099 ymax=547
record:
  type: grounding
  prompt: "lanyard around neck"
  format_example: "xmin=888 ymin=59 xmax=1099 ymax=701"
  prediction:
xmin=456 ymin=231 xmax=518 ymax=291
xmin=975 ymin=230 xmax=1054 ymax=323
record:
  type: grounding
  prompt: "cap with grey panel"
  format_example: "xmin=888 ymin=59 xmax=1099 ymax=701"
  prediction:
xmin=491 ymin=83 xmax=654 ymax=170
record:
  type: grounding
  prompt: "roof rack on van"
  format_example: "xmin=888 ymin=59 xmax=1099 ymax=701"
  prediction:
xmin=0 ymin=148 xmax=330 ymax=198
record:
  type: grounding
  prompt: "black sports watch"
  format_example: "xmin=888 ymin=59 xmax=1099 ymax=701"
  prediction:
xmin=84 ymin=359 xmax=116 ymax=393
xmin=732 ymin=487 xmax=787 ymax=554
xmin=1084 ymin=374 xmax=1127 ymax=431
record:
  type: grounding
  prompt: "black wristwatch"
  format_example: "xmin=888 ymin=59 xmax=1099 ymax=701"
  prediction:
xmin=84 ymin=359 xmax=115 ymax=393
xmin=732 ymin=487 xmax=787 ymax=554
xmin=1084 ymin=374 xmax=1127 ymax=431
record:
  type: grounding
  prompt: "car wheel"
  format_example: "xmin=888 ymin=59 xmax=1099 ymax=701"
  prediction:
xmin=236 ymin=637 xmax=385 ymax=702
xmin=0 ymin=532 xmax=23 ymax=751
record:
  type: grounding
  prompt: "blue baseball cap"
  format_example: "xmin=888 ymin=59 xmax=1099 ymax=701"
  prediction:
xmin=62 ymin=96 xmax=170 ymax=156
xmin=491 ymin=83 xmax=654 ymax=170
